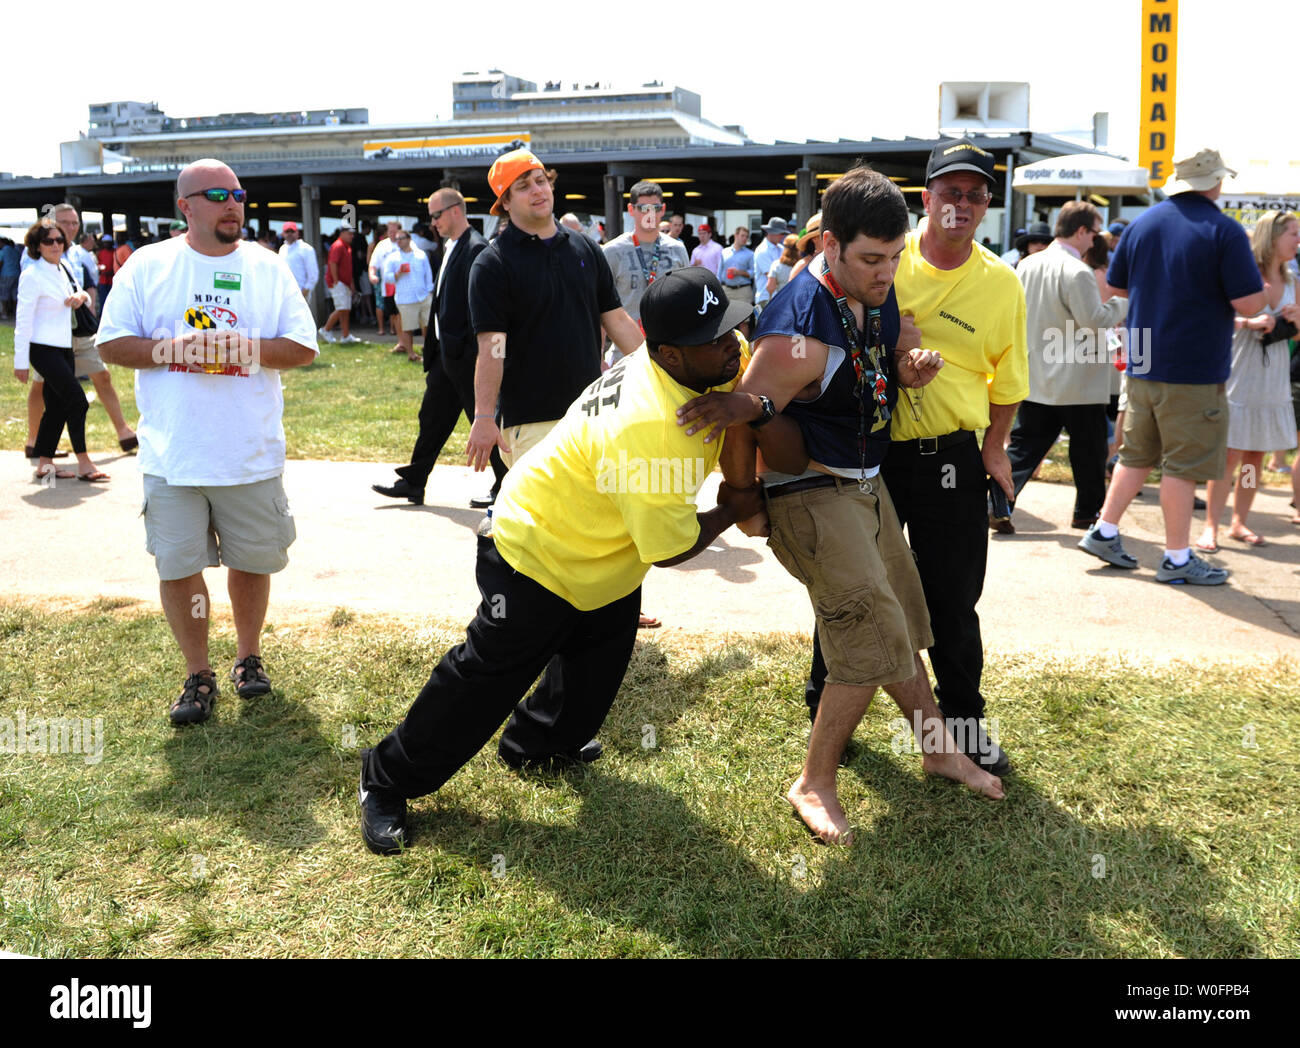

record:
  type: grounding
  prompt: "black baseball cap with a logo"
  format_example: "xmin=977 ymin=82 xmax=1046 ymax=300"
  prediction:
xmin=640 ymin=267 xmax=753 ymax=347
xmin=926 ymin=138 xmax=997 ymax=189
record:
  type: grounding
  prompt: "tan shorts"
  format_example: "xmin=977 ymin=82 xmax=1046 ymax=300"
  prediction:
xmin=765 ymin=475 xmax=933 ymax=689
xmin=31 ymin=335 xmax=107 ymax=382
xmin=398 ymin=295 xmax=432 ymax=332
xmin=330 ymin=283 xmax=353 ymax=311
xmin=142 ymin=473 xmax=297 ymax=581
xmin=501 ymin=418 xmax=560 ymax=469
xmin=1118 ymin=379 xmax=1228 ymax=481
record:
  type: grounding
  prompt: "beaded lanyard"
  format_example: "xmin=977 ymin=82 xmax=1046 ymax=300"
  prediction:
xmin=821 ymin=267 xmax=889 ymax=489
xmin=633 ymin=236 xmax=663 ymax=285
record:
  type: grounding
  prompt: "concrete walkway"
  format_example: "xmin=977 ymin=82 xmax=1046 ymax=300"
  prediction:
xmin=5 ymin=451 xmax=1299 ymax=661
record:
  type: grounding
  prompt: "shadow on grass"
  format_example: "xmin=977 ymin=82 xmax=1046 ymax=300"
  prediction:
xmin=402 ymin=755 xmax=1258 ymax=957
xmin=135 ymin=685 xmax=331 ymax=851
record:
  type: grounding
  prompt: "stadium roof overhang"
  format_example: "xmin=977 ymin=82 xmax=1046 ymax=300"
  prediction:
xmin=0 ymin=133 xmax=1113 ymax=226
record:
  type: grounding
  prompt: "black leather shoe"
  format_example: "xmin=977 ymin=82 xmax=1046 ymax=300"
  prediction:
xmin=1072 ymin=515 xmax=1099 ymax=530
xmin=372 ymin=478 xmax=424 ymax=505
xmin=989 ymin=512 xmax=1015 ymax=535
xmin=469 ymin=490 xmax=495 ymax=509
xmin=499 ymin=738 xmax=603 ymax=771
xmin=359 ymin=752 xmax=409 ymax=855
xmin=942 ymin=715 xmax=1011 ymax=776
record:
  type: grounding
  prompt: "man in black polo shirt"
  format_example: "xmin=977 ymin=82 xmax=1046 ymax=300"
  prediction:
xmin=466 ymin=149 xmax=643 ymax=477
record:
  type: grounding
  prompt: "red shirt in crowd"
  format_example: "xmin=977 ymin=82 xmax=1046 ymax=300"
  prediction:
xmin=97 ymin=248 xmax=115 ymax=286
xmin=327 ymin=239 xmax=353 ymax=288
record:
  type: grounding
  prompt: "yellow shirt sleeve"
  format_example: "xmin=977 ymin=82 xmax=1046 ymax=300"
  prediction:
xmin=987 ymin=280 xmax=1028 ymax=406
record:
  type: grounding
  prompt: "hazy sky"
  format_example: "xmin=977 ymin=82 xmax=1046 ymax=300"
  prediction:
xmin=1 ymin=0 xmax=1289 ymax=184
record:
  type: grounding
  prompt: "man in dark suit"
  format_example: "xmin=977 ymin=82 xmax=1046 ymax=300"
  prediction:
xmin=373 ymin=188 xmax=503 ymax=504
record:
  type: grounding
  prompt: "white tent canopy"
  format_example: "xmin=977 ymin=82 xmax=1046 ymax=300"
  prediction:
xmin=1012 ymin=154 xmax=1151 ymax=198
xmin=1220 ymin=161 xmax=1300 ymax=198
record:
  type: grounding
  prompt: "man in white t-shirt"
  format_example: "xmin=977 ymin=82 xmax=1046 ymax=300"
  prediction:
xmin=98 ymin=158 xmax=318 ymax=727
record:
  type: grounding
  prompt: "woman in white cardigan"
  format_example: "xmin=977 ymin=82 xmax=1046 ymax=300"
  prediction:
xmin=13 ymin=218 xmax=108 ymax=482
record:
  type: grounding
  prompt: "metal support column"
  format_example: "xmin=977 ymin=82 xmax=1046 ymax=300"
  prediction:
xmin=301 ymin=180 xmax=324 ymax=322
xmin=795 ymin=167 xmax=815 ymax=230
xmin=603 ymin=172 xmax=621 ymax=239
xmin=1004 ymin=153 xmax=1026 ymax=254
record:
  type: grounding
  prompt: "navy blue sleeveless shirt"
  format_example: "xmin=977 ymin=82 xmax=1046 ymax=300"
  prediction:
xmin=753 ymin=266 xmax=901 ymax=473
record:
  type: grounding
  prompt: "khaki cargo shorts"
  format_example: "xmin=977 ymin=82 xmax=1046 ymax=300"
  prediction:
xmin=1119 ymin=378 xmax=1228 ymax=481
xmin=765 ymin=475 xmax=933 ymax=689
xmin=142 ymin=473 xmax=296 ymax=581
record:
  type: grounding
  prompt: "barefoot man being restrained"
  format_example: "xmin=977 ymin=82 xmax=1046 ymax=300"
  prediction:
xmin=680 ymin=168 xmax=1004 ymax=842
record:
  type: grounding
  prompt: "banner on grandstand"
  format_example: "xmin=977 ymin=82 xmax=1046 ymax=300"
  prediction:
xmin=362 ymin=131 xmax=531 ymax=161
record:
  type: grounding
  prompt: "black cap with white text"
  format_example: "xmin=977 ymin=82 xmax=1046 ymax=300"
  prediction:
xmin=925 ymin=138 xmax=997 ymax=189
xmin=640 ymin=267 xmax=753 ymax=347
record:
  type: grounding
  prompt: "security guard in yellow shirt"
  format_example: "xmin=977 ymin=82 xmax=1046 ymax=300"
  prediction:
xmin=358 ymin=268 xmax=762 ymax=854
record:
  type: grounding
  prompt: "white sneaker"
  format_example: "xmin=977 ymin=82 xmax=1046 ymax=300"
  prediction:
xmin=318 ymin=327 xmax=338 ymax=344
xmin=338 ymin=335 xmax=363 ymax=345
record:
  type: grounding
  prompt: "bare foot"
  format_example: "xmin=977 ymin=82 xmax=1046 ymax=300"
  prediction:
xmin=1194 ymin=527 xmax=1219 ymax=552
xmin=922 ymin=750 xmax=1004 ymax=800
xmin=638 ymin=612 xmax=661 ymax=629
xmin=787 ymin=777 xmax=853 ymax=844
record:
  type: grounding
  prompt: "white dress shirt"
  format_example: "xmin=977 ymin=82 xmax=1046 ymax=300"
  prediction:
xmin=279 ymin=238 xmax=320 ymax=293
xmin=433 ymin=237 xmax=457 ymax=339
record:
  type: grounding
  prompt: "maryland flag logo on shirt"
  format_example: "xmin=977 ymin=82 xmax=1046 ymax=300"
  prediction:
xmin=185 ymin=306 xmax=217 ymax=330
xmin=176 ymin=300 xmax=245 ymax=376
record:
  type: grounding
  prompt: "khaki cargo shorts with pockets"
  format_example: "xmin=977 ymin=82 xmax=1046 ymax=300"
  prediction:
xmin=142 ymin=473 xmax=297 ymax=581
xmin=765 ymin=474 xmax=932 ymax=689
xmin=1119 ymin=378 xmax=1228 ymax=481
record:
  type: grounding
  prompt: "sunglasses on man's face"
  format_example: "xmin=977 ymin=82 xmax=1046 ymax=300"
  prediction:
xmin=185 ymin=188 xmax=248 ymax=203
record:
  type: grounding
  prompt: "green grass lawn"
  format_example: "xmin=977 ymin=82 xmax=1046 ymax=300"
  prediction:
xmin=0 ymin=324 xmax=468 ymax=463
xmin=1 ymin=601 xmax=1296 ymax=958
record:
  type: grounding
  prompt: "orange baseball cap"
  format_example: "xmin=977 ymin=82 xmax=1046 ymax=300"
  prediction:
xmin=488 ymin=148 xmax=545 ymax=216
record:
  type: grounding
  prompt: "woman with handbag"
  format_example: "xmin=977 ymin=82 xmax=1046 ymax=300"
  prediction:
xmin=12 ymin=218 xmax=109 ymax=483
xmin=1197 ymin=211 xmax=1298 ymax=550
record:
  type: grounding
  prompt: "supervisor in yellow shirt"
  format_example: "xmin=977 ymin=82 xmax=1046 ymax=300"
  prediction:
xmin=358 ymin=268 xmax=762 ymax=854
xmin=880 ymin=138 xmax=1028 ymax=778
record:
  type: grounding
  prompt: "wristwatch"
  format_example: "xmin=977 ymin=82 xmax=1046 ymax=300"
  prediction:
xmin=748 ymin=394 xmax=776 ymax=429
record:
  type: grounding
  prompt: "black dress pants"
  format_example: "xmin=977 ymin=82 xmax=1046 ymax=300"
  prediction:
xmin=394 ymin=331 xmax=505 ymax=490
xmin=394 ymin=350 xmax=463 ymax=490
xmin=30 ymin=343 xmax=88 ymax=458
xmin=805 ymin=435 xmax=989 ymax=722
xmin=364 ymin=536 xmax=641 ymax=799
xmin=1006 ymin=400 xmax=1109 ymax=522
